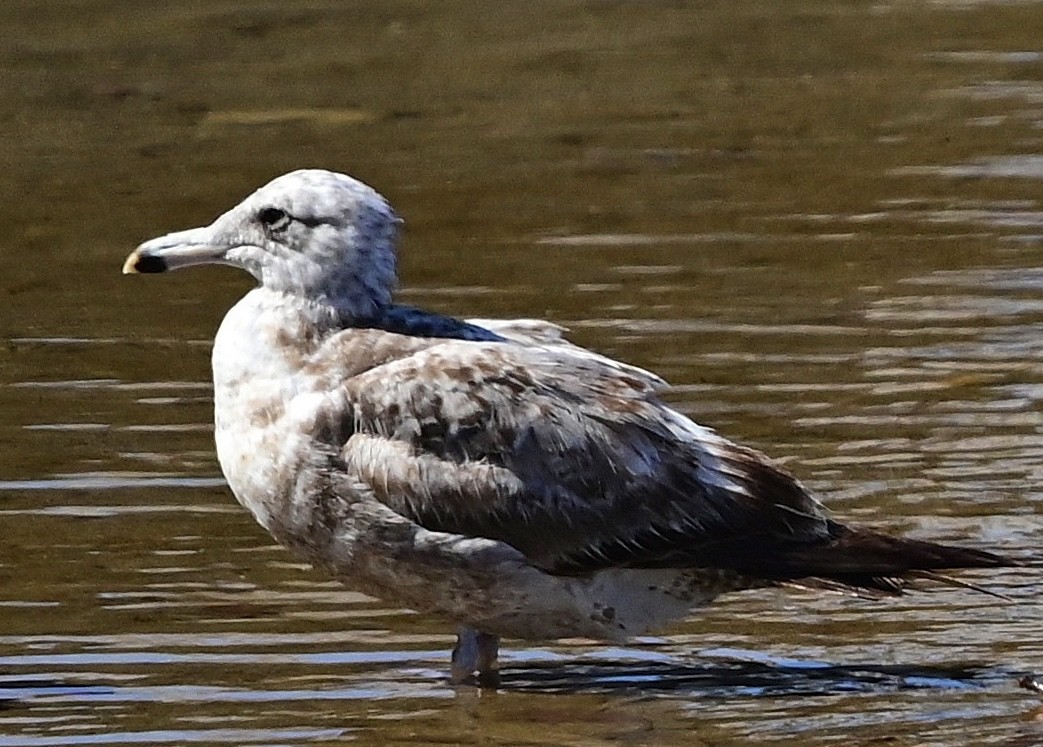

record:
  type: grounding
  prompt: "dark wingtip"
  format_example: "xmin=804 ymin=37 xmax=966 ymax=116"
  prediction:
xmin=772 ymin=524 xmax=1019 ymax=597
xmin=837 ymin=526 xmax=1017 ymax=571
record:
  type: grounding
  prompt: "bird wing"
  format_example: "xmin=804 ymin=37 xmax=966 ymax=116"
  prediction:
xmin=466 ymin=317 xmax=668 ymax=387
xmin=328 ymin=335 xmax=836 ymax=577
xmin=464 ymin=317 xmax=573 ymax=345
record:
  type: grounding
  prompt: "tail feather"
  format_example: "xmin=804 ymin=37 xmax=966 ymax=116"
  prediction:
xmin=777 ymin=576 xmax=902 ymax=600
xmin=902 ymin=569 xmax=1014 ymax=601
xmin=768 ymin=521 xmax=1016 ymax=596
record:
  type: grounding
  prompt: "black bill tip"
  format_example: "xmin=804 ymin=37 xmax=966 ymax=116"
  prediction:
xmin=123 ymin=252 xmax=168 ymax=274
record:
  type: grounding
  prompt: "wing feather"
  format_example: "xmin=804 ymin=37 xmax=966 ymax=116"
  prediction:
xmin=334 ymin=336 xmax=834 ymax=576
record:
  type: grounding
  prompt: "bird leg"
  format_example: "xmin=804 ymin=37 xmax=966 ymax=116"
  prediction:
xmin=450 ymin=626 xmax=500 ymax=686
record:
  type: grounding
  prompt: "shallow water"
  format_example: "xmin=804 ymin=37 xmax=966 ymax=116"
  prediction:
xmin=2 ymin=1 xmax=1043 ymax=744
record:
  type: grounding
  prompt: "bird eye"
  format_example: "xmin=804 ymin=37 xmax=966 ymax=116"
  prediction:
xmin=257 ymin=207 xmax=290 ymax=230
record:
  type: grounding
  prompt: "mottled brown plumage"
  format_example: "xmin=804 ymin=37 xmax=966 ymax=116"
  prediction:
xmin=122 ymin=169 xmax=1014 ymax=684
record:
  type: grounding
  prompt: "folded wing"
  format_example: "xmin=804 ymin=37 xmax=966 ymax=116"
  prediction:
xmin=329 ymin=334 xmax=1006 ymax=591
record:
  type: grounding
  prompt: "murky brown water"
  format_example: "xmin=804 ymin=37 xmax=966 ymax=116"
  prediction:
xmin=2 ymin=1 xmax=1043 ymax=744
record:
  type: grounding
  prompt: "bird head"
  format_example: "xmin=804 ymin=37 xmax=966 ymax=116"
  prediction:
xmin=123 ymin=169 xmax=401 ymax=319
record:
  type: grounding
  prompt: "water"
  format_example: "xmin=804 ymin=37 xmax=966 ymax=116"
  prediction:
xmin=2 ymin=1 xmax=1043 ymax=744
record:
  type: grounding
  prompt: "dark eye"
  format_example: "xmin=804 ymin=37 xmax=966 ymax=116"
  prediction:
xmin=257 ymin=207 xmax=290 ymax=230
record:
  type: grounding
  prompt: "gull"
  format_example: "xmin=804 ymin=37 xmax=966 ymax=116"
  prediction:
xmin=123 ymin=169 xmax=1012 ymax=684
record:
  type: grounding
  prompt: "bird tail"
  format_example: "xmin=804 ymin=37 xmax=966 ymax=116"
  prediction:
xmin=770 ymin=522 xmax=1017 ymax=598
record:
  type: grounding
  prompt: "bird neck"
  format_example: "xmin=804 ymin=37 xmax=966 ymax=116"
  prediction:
xmin=312 ymin=234 xmax=398 ymax=322
xmin=212 ymin=289 xmax=339 ymax=383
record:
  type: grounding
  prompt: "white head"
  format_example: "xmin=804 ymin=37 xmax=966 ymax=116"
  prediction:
xmin=124 ymin=169 xmax=400 ymax=319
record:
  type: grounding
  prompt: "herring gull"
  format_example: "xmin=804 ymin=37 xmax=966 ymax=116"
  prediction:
xmin=122 ymin=169 xmax=1013 ymax=684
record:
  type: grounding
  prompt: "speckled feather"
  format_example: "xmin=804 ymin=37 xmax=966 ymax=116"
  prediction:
xmin=124 ymin=169 xmax=1012 ymax=650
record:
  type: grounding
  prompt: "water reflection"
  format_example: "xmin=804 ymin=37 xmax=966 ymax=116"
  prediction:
xmin=3 ymin=0 xmax=1043 ymax=745
xmin=895 ymin=155 xmax=1043 ymax=180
